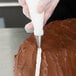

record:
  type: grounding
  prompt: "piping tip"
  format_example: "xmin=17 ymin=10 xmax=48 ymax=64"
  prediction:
xmin=35 ymin=36 xmax=41 ymax=48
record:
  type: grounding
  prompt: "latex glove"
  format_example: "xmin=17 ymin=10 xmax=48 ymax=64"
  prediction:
xmin=18 ymin=0 xmax=60 ymax=33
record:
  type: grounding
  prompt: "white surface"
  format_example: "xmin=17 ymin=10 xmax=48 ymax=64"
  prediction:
xmin=0 ymin=49 xmax=14 ymax=76
xmin=35 ymin=48 xmax=42 ymax=76
xmin=0 ymin=28 xmax=30 ymax=76
xmin=0 ymin=2 xmax=20 ymax=7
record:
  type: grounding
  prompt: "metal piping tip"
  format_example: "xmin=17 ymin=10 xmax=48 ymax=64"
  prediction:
xmin=35 ymin=36 xmax=41 ymax=48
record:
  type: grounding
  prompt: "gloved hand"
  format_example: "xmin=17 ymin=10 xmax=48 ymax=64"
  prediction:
xmin=18 ymin=0 xmax=60 ymax=33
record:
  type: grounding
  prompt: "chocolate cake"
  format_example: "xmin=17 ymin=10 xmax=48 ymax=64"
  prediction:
xmin=14 ymin=18 xmax=76 ymax=76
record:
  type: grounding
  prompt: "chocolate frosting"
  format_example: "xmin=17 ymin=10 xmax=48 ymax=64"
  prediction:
xmin=14 ymin=18 xmax=76 ymax=76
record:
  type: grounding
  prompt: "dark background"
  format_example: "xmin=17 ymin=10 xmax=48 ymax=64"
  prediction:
xmin=47 ymin=0 xmax=76 ymax=23
xmin=0 ymin=6 xmax=30 ymax=28
xmin=0 ymin=0 xmax=30 ymax=28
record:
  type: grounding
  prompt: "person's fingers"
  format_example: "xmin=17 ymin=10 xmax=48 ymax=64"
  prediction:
xmin=44 ymin=0 xmax=60 ymax=24
xmin=37 ymin=0 xmax=51 ymax=13
xmin=24 ymin=22 xmax=34 ymax=33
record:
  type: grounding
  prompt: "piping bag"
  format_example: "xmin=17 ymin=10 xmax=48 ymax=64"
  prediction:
xmin=26 ymin=0 xmax=44 ymax=76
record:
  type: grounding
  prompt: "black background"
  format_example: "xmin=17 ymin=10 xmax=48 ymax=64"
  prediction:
xmin=0 ymin=6 xmax=30 ymax=28
xmin=0 ymin=0 xmax=31 ymax=28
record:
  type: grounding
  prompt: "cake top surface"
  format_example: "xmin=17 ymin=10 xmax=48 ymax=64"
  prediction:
xmin=15 ymin=18 xmax=76 ymax=76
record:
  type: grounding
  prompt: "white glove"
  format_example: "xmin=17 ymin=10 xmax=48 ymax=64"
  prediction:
xmin=18 ymin=0 xmax=60 ymax=33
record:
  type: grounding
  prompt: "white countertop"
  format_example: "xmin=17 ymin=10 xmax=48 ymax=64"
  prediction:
xmin=0 ymin=28 xmax=30 ymax=76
